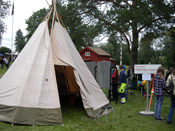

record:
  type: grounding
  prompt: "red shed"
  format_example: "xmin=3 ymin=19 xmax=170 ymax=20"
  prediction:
xmin=79 ymin=46 xmax=115 ymax=64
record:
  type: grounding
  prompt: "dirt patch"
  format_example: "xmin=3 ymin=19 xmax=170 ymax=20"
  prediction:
xmin=0 ymin=74 xmax=3 ymax=78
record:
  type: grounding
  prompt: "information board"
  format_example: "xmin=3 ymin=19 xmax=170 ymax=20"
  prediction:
xmin=134 ymin=64 xmax=161 ymax=74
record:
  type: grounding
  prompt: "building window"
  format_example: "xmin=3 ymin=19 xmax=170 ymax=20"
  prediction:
xmin=85 ymin=52 xmax=90 ymax=56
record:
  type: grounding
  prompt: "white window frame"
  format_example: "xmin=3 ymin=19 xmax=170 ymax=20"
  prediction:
xmin=85 ymin=52 xmax=90 ymax=56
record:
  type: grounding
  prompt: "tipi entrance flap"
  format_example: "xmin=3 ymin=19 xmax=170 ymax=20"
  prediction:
xmin=54 ymin=65 xmax=80 ymax=95
xmin=51 ymin=22 xmax=109 ymax=110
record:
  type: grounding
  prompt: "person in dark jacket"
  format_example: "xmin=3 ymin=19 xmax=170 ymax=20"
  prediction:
xmin=118 ymin=65 xmax=127 ymax=104
xmin=112 ymin=68 xmax=119 ymax=104
xmin=154 ymin=66 xmax=166 ymax=121
xmin=127 ymin=66 xmax=130 ymax=80
xmin=0 ymin=56 xmax=4 ymax=69
xmin=138 ymin=74 xmax=142 ymax=92
xmin=126 ymin=66 xmax=130 ymax=100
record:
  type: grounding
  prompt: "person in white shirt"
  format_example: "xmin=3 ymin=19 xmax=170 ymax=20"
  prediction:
xmin=116 ymin=64 xmax=119 ymax=71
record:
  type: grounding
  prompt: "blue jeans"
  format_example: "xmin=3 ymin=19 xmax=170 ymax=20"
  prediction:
xmin=125 ymin=78 xmax=130 ymax=100
xmin=125 ymin=88 xmax=128 ymax=100
xmin=167 ymin=95 xmax=175 ymax=123
xmin=154 ymin=95 xmax=164 ymax=119
xmin=129 ymin=80 xmax=135 ymax=89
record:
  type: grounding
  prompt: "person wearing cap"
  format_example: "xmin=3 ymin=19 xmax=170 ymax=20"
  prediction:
xmin=118 ymin=65 xmax=127 ymax=104
xmin=123 ymin=65 xmax=126 ymax=70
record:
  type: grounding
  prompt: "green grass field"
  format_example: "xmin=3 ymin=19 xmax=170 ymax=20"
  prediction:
xmin=0 ymin=65 xmax=8 ymax=78
xmin=0 ymin=67 xmax=174 ymax=131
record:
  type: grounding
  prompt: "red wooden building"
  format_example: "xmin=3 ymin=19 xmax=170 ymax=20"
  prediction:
xmin=79 ymin=46 xmax=115 ymax=64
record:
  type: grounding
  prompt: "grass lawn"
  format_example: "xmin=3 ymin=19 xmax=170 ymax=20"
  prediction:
xmin=0 ymin=65 xmax=8 ymax=78
xmin=0 ymin=67 xmax=174 ymax=131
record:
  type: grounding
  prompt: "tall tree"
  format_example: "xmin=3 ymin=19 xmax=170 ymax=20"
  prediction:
xmin=0 ymin=0 xmax=11 ymax=44
xmin=161 ymin=31 xmax=175 ymax=68
xmin=99 ymin=37 xmax=130 ymax=65
xmin=25 ymin=3 xmax=99 ymax=51
xmin=25 ymin=8 xmax=48 ymax=41
xmin=14 ymin=29 xmax=26 ymax=52
xmin=65 ymin=0 xmax=175 ymax=66
xmin=0 ymin=46 xmax=11 ymax=55
xmin=56 ymin=2 xmax=101 ymax=50
xmin=138 ymin=41 xmax=155 ymax=64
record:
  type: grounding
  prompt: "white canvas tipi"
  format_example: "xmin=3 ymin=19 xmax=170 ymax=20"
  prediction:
xmin=0 ymin=3 xmax=112 ymax=126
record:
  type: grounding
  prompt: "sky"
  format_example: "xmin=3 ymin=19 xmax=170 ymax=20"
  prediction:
xmin=1 ymin=0 xmax=51 ymax=51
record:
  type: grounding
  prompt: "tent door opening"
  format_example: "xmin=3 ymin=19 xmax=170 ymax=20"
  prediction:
xmin=54 ymin=65 xmax=80 ymax=105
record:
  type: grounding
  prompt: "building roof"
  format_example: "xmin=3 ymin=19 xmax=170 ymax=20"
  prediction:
xmin=88 ymin=47 xmax=110 ymax=56
xmin=109 ymin=58 xmax=115 ymax=61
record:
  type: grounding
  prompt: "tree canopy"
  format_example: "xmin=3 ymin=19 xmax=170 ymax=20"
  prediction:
xmin=25 ymin=8 xmax=48 ymax=41
xmin=0 ymin=0 xmax=11 ymax=45
xmin=0 ymin=46 xmax=11 ymax=55
xmin=64 ymin=0 xmax=175 ymax=66
xmin=161 ymin=28 xmax=175 ymax=69
xmin=99 ymin=36 xmax=130 ymax=65
xmin=14 ymin=29 xmax=26 ymax=52
xmin=25 ymin=2 xmax=100 ymax=51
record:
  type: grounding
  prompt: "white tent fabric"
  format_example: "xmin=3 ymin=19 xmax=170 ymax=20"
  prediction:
xmin=0 ymin=22 xmax=60 ymax=108
xmin=51 ymin=22 xmax=109 ymax=110
xmin=0 ymin=20 xmax=111 ymax=125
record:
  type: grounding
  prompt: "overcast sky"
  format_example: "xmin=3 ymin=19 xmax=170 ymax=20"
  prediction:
xmin=1 ymin=0 xmax=50 ymax=51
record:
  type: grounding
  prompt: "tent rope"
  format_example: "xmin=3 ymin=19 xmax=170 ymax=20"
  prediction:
xmin=50 ymin=1 xmax=56 ymax=37
xmin=41 ymin=5 xmax=53 ymax=22
xmin=42 ymin=0 xmax=66 ymax=29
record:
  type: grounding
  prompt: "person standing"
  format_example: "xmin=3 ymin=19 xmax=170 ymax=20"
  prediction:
xmin=166 ymin=69 xmax=175 ymax=124
xmin=154 ymin=66 xmax=166 ymax=121
xmin=123 ymin=65 xmax=126 ymax=70
xmin=7 ymin=57 xmax=10 ymax=69
xmin=138 ymin=74 xmax=143 ymax=92
xmin=165 ymin=67 xmax=172 ymax=97
xmin=0 ymin=56 xmax=4 ymax=69
xmin=116 ymin=64 xmax=119 ymax=71
xmin=118 ymin=65 xmax=127 ymax=104
xmin=126 ymin=66 xmax=130 ymax=100
xmin=127 ymin=66 xmax=130 ymax=82
xmin=3 ymin=57 xmax=7 ymax=67
xmin=112 ymin=68 xmax=119 ymax=104
xmin=166 ymin=67 xmax=173 ymax=81
xmin=4 ymin=57 xmax=10 ymax=69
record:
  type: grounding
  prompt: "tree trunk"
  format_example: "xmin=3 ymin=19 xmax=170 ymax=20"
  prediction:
xmin=130 ymin=0 xmax=138 ymax=68
xmin=131 ymin=22 xmax=138 ymax=68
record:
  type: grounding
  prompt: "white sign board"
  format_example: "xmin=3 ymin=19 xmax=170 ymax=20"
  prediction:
xmin=134 ymin=64 xmax=161 ymax=74
xmin=142 ymin=74 xmax=151 ymax=81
